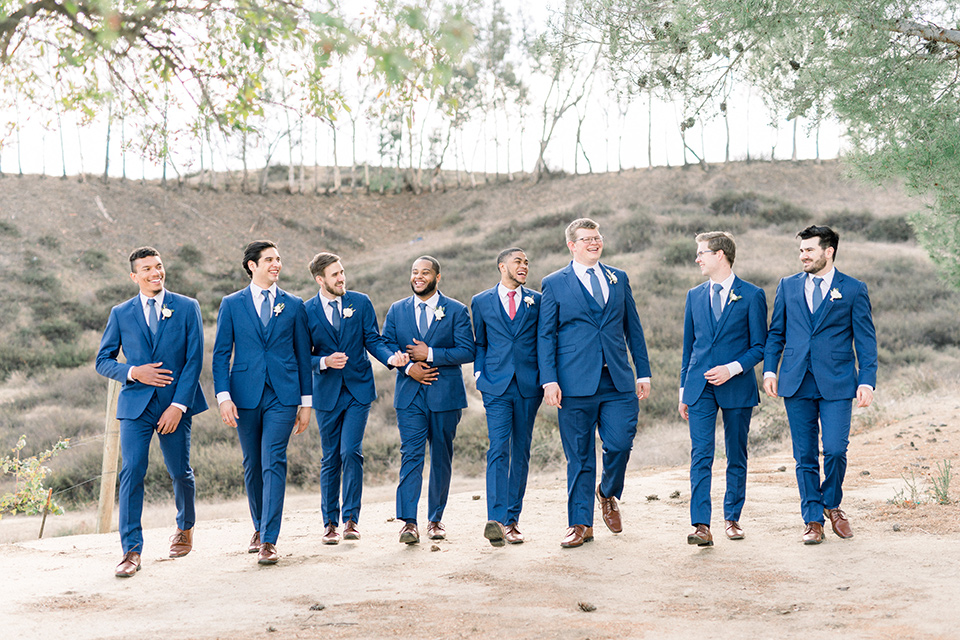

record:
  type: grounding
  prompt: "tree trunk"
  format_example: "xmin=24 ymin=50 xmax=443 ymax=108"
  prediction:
xmin=791 ymin=118 xmax=798 ymax=162
xmin=103 ymin=102 xmax=112 ymax=184
xmin=242 ymin=129 xmax=249 ymax=193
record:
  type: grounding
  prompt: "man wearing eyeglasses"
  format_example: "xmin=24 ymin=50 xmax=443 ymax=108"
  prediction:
xmin=679 ymin=232 xmax=767 ymax=547
xmin=538 ymin=218 xmax=652 ymax=548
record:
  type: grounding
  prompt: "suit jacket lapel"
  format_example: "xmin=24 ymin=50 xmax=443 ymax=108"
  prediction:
xmin=510 ymin=286 xmax=528 ymax=334
xmin=423 ymin=293 xmax=444 ymax=343
xmin=264 ymin=289 xmax=285 ymax=342
xmin=129 ymin=297 xmax=153 ymax=346
xmin=713 ymin=276 xmax=738 ymax=338
xmin=597 ymin=263 xmax=617 ymax=324
xmin=788 ymin=273 xmax=813 ymax=332
xmin=312 ymin=294 xmax=337 ymax=343
xmin=562 ymin=265 xmax=600 ymax=325
xmin=240 ymin=287 xmax=267 ymax=346
xmin=812 ymin=271 xmax=843 ymax=333
xmin=152 ymin=293 xmax=171 ymax=353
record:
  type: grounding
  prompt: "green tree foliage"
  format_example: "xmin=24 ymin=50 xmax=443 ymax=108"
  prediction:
xmin=576 ymin=0 xmax=960 ymax=285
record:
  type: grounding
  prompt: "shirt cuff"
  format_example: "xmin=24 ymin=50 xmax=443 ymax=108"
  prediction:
xmin=474 ymin=371 xmax=481 ymax=380
xmin=170 ymin=403 xmax=187 ymax=413
xmin=300 ymin=396 xmax=312 ymax=408
xmin=404 ymin=363 xmax=414 ymax=375
xmin=725 ymin=361 xmax=743 ymax=377
xmin=858 ymin=384 xmax=875 ymax=391
xmin=216 ymin=391 xmax=232 ymax=405
xmin=679 ymin=388 xmax=684 ymax=402
xmin=427 ymin=347 xmax=434 ymax=363
xmin=126 ymin=368 xmax=135 ymax=382
xmin=636 ymin=377 xmax=651 ymax=384
xmin=318 ymin=356 xmax=328 ymax=371
xmin=763 ymin=371 xmax=777 ymax=379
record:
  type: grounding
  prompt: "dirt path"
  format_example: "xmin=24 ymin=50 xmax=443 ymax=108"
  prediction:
xmin=2 ymin=395 xmax=959 ymax=640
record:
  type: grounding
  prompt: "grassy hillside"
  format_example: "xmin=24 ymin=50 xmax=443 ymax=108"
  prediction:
xmin=1 ymin=161 xmax=959 ymax=511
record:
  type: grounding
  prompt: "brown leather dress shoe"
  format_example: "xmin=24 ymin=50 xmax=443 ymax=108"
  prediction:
xmin=258 ymin=542 xmax=279 ymax=565
xmin=483 ymin=520 xmax=506 ymax=547
xmin=596 ymin=485 xmax=623 ymax=533
xmin=724 ymin=520 xmax=744 ymax=540
xmin=426 ymin=521 xmax=446 ymax=540
xmin=248 ymin=531 xmax=261 ymax=554
xmin=115 ymin=551 xmax=141 ymax=578
xmin=504 ymin=523 xmax=524 ymax=544
xmin=322 ymin=523 xmax=340 ymax=545
xmin=169 ymin=527 xmax=193 ymax=558
xmin=803 ymin=522 xmax=825 ymax=545
xmin=687 ymin=524 xmax=714 ymax=547
xmin=560 ymin=525 xmax=594 ymax=548
xmin=825 ymin=508 xmax=853 ymax=538
xmin=399 ymin=522 xmax=420 ymax=545
xmin=343 ymin=520 xmax=360 ymax=540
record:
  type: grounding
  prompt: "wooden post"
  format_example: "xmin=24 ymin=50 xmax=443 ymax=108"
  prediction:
xmin=38 ymin=488 xmax=53 ymax=539
xmin=96 ymin=379 xmax=122 ymax=534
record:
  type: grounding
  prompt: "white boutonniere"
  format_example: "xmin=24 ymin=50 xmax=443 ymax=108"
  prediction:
xmin=342 ymin=306 xmax=355 ymax=318
xmin=523 ymin=295 xmax=535 ymax=307
xmin=728 ymin=292 xmax=742 ymax=303
xmin=273 ymin=302 xmax=285 ymax=316
xmin=434 ymin=306 xmax=446 ymax=321
xmin=604 ymin=268 xmax=618 ymax=284
xmin=160 ymin=304 xmax=173 ymax=319
xmin=829 ymin=288 xmax=842 ymax=301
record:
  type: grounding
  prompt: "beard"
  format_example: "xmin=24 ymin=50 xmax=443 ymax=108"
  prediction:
xmin=411 ymin=279 xmax=437 ymax=297
xmin=802 ymin=256 xmax=828 ymax=273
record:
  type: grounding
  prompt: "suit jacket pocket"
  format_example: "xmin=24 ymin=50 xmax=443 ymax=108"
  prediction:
xmin=832 ymin=350 xmax=854 ymax=362
xmin=231 ymin=363 xmax=248 ymax=373
xmin=557 ymin=344 xmax=576 ymax=355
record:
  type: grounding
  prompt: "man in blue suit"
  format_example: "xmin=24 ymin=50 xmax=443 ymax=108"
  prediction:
xmin=96 ymin=247 xmax=207 ymax=577
xmin=679 ymin=232 xmax=767 ymax=547
xmin=763 ymin=225 xmax=878 ymax=544
xmin=304 ymin=252 xmax=408 ymax=545
xmin=381 ymin=256 xmax=475 ymax=544
xmin=538 ymin=218 xmax=652 ymax=548
xmin=212 ymin=240 xmax=313 ymax=565
xmin=472 ymin=248 xmax=542 ymax=547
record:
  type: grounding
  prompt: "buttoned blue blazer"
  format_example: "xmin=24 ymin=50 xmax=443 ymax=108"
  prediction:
xmin=763 ymin=270 xmax=878 ymax=401
xmin=472 ymin=285 xmax=541 ymax=398
xmin=381 ymin=293 xmax=475 ymax=412
xmin=96 ymin=291 xmax=208 ymax=420
xmin=680 ymin=277 xmax=767 ymax=408
xmin=304 ymin=291 xmax=395 ymax=411
xmin=212 ymin=287 xmax=312 ymax=409
xmin=538 ymin=262 xmax=651 ymax=397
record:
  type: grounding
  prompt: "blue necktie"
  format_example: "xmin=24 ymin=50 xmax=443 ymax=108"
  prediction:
xmin=812 ymin=277 xmax=824 ymax=313
xmin=260 ymin=291 xmax=271 ymax=327
xmin=712 ymin=283 xmax=723 ymax=321
xmin=418 ymin=302 xmax=429 ymax=337
xmin=586 ymin=268 xmax=605 ymax=308
xmin=331 ymin=299 xmax=341 ymax=332
xmin=147 ymin=298 xmax=158 ymax=336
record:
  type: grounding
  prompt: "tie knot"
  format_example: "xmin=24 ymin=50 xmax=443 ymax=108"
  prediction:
xmin=813 ymin=276 xmax=823 ymax=286
xmin=507 ymin=290 xmax=516 ymax=300
xmin=147 ymin=298 xmax=156 ymax=307
xmin=586 ymin=267 xmax=596 ymax=275
xmin=713 ymin=283 xmax=723 ymax=294
xmin=331 ymin=299 xmax=339 ymax=311
xmin=419 ymin=302 xmax=427 ymax=311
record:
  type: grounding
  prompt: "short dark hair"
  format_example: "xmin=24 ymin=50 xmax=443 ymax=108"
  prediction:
xmin=413 ymin=255 xmax=441 ymax=274
xmin=309 ymin=252 xmax=341 ymax=279
xmin=797 ymin=225 xmax=839 ymax=259
xmin=129 ymin=246 xmax=160 ymax=272
xmin=242 ymin=240 xmax=278 ymax=277
xmin=497 ymin=247 xmax=524 ymax=267
xmin=695 ymin=231 xmax=736 ymax=266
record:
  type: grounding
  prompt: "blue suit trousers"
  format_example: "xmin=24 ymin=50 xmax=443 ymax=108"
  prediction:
xmin=784 ymin=370 xmax=852 ymax=524
xmin=316 ymin=386 xmax=369 ymax=526
xmin=482 ymin=379 xmax=541 ymax=525
xmin=118 ymin=394 xmax=195 ymax=554
xmin=395 ymin=387 xmax=461 ymax=524
xmin=687 ymin=384 xmax=752 ymax=526
xmin=558 ymin=368 xmax=638 ymax=527
xmin=236 ymin=383 xmax=297 ymax=545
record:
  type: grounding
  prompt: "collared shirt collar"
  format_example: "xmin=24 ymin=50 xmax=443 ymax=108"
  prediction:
xmin=806 ymin=267 xmax=836 ymax=290
xmin=415 ymin=291 xmax=441 ymax=310
xmin=571 ymin=259 xmax=600 ymax=280
xmin=710 ymin=272 xmax=736 ymax=292
xmin=139 ymin=289 xmax=166 ymax=312
xmin=250 ymin=282 xmax=278 ymax=302
xmin=497 ymin=282 xmax=522 ymax=301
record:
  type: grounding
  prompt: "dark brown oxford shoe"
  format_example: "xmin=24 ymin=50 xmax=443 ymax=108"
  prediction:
xmin=321 ymin=523 xmax=340 ymax=546
xmin=399 ymin=522 xmax=420 ymax=545
xmin=426 ymin=521 xmax=446 ymax=540
xmin=724 ymin=520 xmax=744 ymax=540
xmin=596 ymin=485 xmax=623 ymax=533
xmin=115 ymin=551 xmax=141 ymax=578
xmin=803 ymin=522 xmax=825 ymax=545
xmin=504 ymin=523 xmax=524 ymax=545
xmin=825 ymin=508 xmax=853 ymax=539
xmin=169 ymin=527 xmax=193 ymax=558
xmin=560 ymin=525 xmax=594 ymax=548
xmin=247 ymin=531 xmax=261 ymax=554
xmin=483 ymin=520 xmax=506 ymax=547
xmin=343 ymin=520 xmax=360 ymax=541
xmin=257 ymin=543 xmax=279 ymax=565
xmin=687 ymin=524 xmax=714 ymax=547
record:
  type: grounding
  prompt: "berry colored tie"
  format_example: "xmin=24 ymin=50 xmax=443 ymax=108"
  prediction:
xmin=507 ymin=290 xmax=517 ymax=320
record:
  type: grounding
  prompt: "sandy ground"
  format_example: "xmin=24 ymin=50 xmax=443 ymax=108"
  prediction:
xmin=2 ymin=394 xmax=959 ymax=640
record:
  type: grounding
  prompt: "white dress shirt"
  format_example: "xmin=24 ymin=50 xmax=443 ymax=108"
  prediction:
xmin=571 ymin=259 xmax=609 ymax=303
xmin=804 ymin=267 xmax=835 ymax=313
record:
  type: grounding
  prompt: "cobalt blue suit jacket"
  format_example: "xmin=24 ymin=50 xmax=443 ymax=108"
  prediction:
xmin=538 ymin=262 xmax=651 ymax=397
xmin=212 ymin=286 xmax=312 ymax=409
xmin=680 ymin=276 xmax=767 ymax=408
xmin=472 ymin=285 xmax=541 ymax=398
xmin=304 ymin=290 xmax=395 ymax=411
xmin=381 ymin=293 xmax=475 ymax=411
xmin=96 ymin=291 xmax=208 ymax=420
xmin=763 ymin=270 xmax=878 ymax=401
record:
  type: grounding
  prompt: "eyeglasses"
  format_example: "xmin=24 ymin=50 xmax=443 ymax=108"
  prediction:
xmin=696 ymin=250 xmax=717 ymax=258
xmin=575 ymin=235 xmax=604 ymax=245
